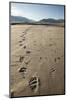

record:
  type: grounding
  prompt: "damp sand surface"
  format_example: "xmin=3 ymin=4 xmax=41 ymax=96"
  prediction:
xmin=10 ymin=25 xmax=64 ymax=97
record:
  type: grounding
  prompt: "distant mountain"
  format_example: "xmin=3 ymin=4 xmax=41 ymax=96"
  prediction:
xmin=10 ymin=16 xmax=35 ymax=24
xmin=38 ymin=18 xmax=64 ymax=24
xmin=10 ymin=16 xmax=64 ymax=26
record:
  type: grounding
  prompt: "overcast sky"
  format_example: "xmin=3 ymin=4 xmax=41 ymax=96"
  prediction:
xmin=11 ymin=2 xmax=64 ymax=21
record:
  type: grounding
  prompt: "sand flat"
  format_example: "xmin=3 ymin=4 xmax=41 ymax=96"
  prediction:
xmin=10 ymin=24 xmax=64 ymax=97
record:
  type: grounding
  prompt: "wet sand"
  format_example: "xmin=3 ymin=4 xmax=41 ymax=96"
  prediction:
xmin=10 ymin=24 xmax=64 ymax=97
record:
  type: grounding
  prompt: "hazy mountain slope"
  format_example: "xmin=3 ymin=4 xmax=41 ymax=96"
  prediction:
xmin=10 ymin=16 xmax=35 ymax=24
xmin=39 ymin=18 xmax=64 ymax=24
xmin=10 ymin=16 xmax=64 ymax=26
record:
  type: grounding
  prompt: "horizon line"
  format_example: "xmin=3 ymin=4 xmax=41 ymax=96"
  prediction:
xmin=11 ymin=15 xmax=64 ymax=21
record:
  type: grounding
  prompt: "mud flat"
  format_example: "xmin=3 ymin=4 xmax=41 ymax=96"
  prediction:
xmin=10 ymin=24 xmax=64 ymax=97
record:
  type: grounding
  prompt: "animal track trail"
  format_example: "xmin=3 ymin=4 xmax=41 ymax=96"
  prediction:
xmin=23 ymin=45 xmax=26 ymax=49
xmin=18 ymin=67 xmax=27 ymax=79
xmin=49 ymin=67 xmax=56 ymax=79
xmin=54 ymin=56 xmax=61 ymax=63
xmin=20 ymin=26 xmax=32 ymax=38
xmin=19 ymin=44 xmax=23 ymax=46
xmin=50 ymin=67 xmax=56 ymax=73
xmin=19 ymin=56 xmax=25 ymax=62
xmin=19 ymin=40 xmax=22 ymax=43
xmin=25 ymin=59 xmax=31 ymax=65
xmin=19 ymin=26 xmax=32 ymax=49
xmin=29 ymin=76 xmax=40 ymax=93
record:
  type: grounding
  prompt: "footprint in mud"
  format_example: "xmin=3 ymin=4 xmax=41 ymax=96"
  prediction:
xmin=23 ymin=31 xmax=25 ymax=33
xmin=19 ymin=56 xmax=24 ymax=62
xmin=57 ymin=57 xmax=61 ymax=60
xmin=49 ymin=67 xmax=56 ymax=79
xmin=19 ymin=44 xmax=23 ymax=46
xmin=49 ymin=42 xmax=56 ymax=47
xmin=54 ymin=50 xmax=56 ymax=53
xmin=11 ymin=89 xmax=14 ymax=97
xmin=18 ymin=67 xmax=27 ymax=72
xmin=29 ymin=76 xmax=40 ymax=92
xmin=25 ymin=60 xmax=31 ymax=65
xmin=20 ymin=35 xmax=23 ymax=37
xmin=26 ymin=51 xmax=31 ymax=54
xmin=40 ymin=57 xmax=42 ymax=60
xmin=33 ymin=41 xmax=37 ymax=45
xmin=50 ymin=67 xmax=56 ymax=74
xmin=54 ymin=57 xmax=61 ymax=63
xmin=61 ymin=55 xmax=64 ymax=57
xmin=19 ymin=40 xmax=22 ymax=43
xmin=20 ymin=33 xmax=25 ymax=37
xmin=54 ymin=58 xmax=57 ymax=62
xmin=22 ymin=38 xmax=25 ymax=41
xmin=49 ymin=44 xmax=53 ymax=46
xmin=49 ymin=38 xmax=52 ymax=40
xmin=22 ymin=37 xmax=25 ymax=41
xmin=18 ymin=67 xmax=27 ymax=78
xmin=45 ymin=57 xmax=47 ymax=60
xmin=23 ymin=45 xmax=26 ymax=49
xmin=34 ymin=40 xmax=36 ymax=43
xmin=34 ymin=43 xmax=37 ymax=46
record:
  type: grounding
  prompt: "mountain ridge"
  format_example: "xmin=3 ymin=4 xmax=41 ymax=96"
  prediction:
xmin=10 ymin=16 xmax=35 ymax=24
xmin=10 ymin=16 xmax=64 ymax=25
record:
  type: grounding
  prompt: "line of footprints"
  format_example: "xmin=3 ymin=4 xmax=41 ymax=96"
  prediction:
xmin=18 ymin=30 xmax=41 ymax=93
xmin=11 ymin=29 xmax=64 ymax=97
